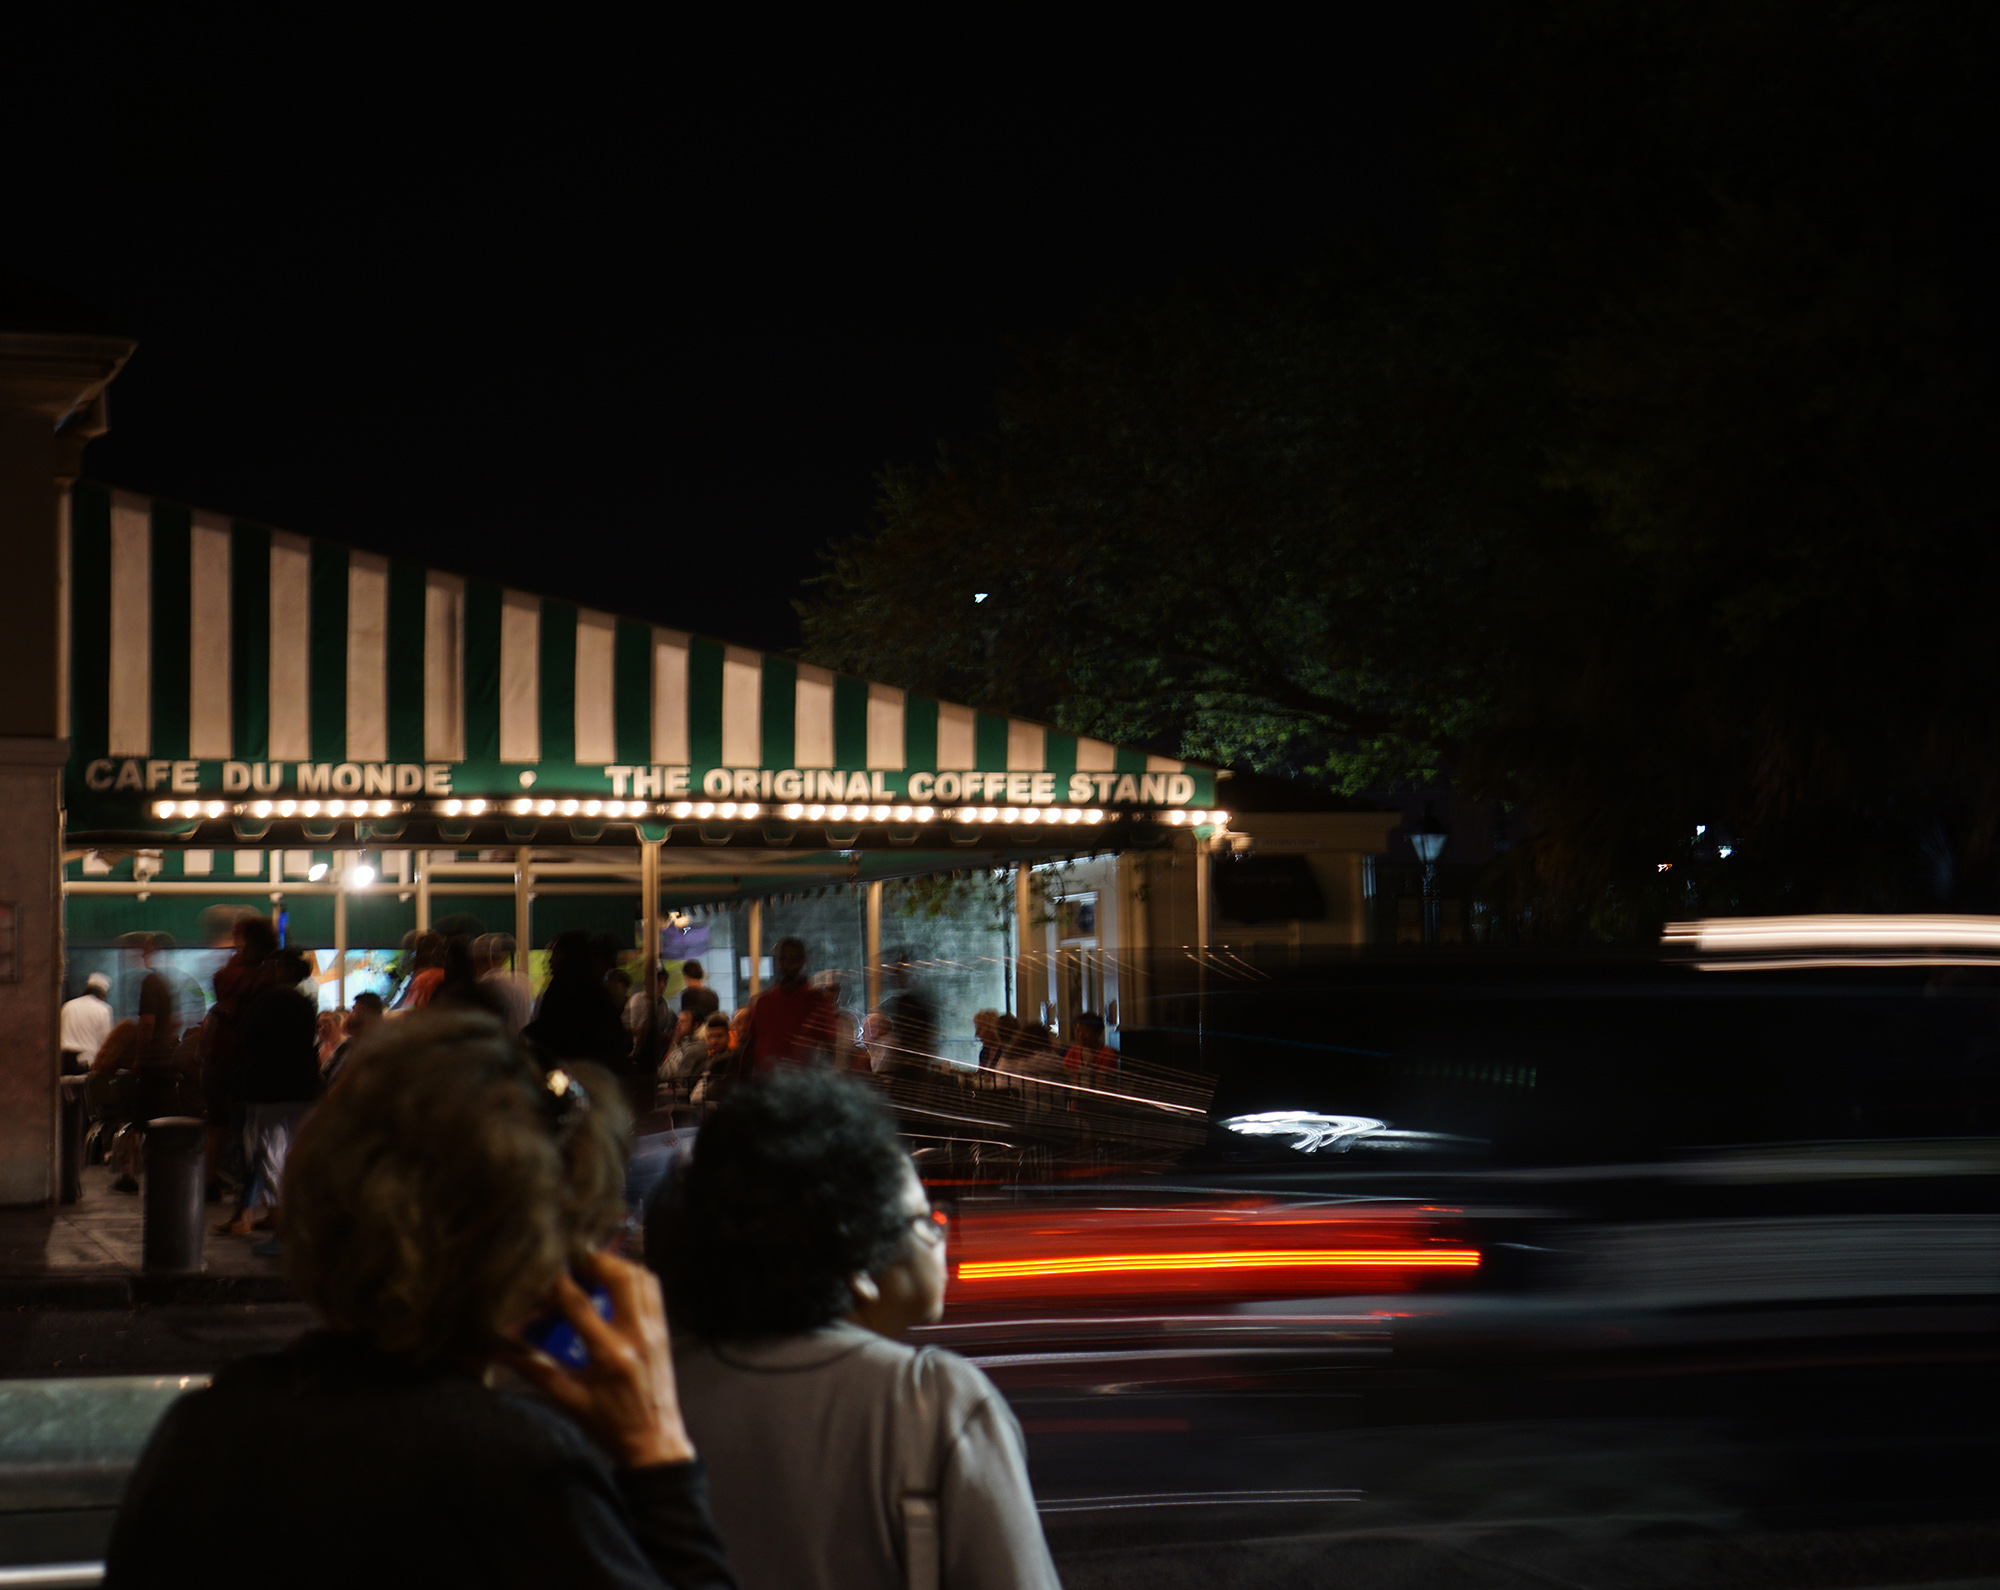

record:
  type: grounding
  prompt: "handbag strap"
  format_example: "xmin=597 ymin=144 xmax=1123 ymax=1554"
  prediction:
xmin=899 ymin=1352 xmax=944 ymax=1590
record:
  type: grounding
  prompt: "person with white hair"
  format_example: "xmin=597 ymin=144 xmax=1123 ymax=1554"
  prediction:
xmin=60 ymin=973 xmax=114 ymax=1074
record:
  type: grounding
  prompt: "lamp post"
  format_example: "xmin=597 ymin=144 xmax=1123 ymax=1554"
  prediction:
xmin=1408 ymin=806 xmax=1448 ymax=948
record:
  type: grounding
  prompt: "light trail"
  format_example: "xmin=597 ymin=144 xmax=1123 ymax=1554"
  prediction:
xmin=957 ymin=1247 xmax=1481 ymax=1281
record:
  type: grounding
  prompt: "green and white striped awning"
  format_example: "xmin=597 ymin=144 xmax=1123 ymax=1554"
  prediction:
xmin=63 ymin=484 xmax=1212 ymax=836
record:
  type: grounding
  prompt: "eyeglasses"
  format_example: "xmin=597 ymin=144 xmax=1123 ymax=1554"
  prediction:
xmin=541 ymin=1066 xmax=592 ymax=1141
xmin=907 ymin=1206 xmax=950 ymax=1246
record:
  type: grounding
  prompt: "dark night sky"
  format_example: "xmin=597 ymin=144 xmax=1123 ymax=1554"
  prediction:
xmin=2 ymin=19 xmax=1452 ymax=656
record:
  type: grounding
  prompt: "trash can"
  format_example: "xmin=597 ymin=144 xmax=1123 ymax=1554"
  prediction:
xmin=142 ymin=1116 xmax=208 ymax=1276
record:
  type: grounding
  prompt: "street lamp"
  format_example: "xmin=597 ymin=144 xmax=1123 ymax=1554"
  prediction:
xmin=1408 ymin=806 xmax=1448 ymax=948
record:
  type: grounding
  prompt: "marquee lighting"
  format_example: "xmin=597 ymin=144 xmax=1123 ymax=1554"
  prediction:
xmin=719 ymin=802 xmax=738 ymax=818
xmin=695 ymin=801 xmax=715 ymax=819
xmin=893 ymin=805 xmax=913 ymax=822
xmin=672 ymin=801 xmax=694 ymax=819
xmin=301 ymin=801 xmax=321 ymax=817
xmin=178 ymin=801 xmax=200 ymax=818
xmin=536 ymin=800 xmax=556 ymax=816
xmin=278 ymin=801 xmax=296 ymax=817
xmin=979 ymin=806 xmax=998 ymax=823
xmin=560 ymin=798 xmax=579 ymax=816
xmin=373 ymin=800 xmax=393 ymax=816
xmin=828 ymin=804 xmax=849 ymax=820
xmin=252 ymin=800 xmax=272 ymax=818
xmin=915 ymin=806 xmax=935 ymax=823
xmin=153 ymin=801 xmax=173 ymax=819
xmin=806 ymin=804 xmax=826 ymax=820
xmin=346 ymin=862 xmax=376 ymax=890
xmin=741 ymin=803 xmax=761 ymax=818
xmin=204 ymin=801 xmax=225 ymax=818
xmin=442 ymin=799 xmax=462 ymax=816
xmin=512 ymin=798 xmax=532 ymax=815
xmin=1084 ymin=809 xmax=1105 ymax=824
xmin=782 ymin=803 xmax=804 ymax=819
xmin=466 ymin=799 xmax=486 ymax=815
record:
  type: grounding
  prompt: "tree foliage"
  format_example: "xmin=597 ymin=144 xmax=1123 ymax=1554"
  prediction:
xmin=802 ymin=1 xmax=2000 ymax=929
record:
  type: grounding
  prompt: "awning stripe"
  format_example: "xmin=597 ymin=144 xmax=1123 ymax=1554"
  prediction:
xmin=188 ymin=512 xmax=232 ymax=759
xmin=1006 ymin=719 xmax=1043 ymax=772
xmin=345 ymin=551 xmax=387 ymax=762
xmin=65 ymin=485 xmax=1212 ymax=813
xmin=424 ymin=573 xmax=465 ymax=762
xmin=150 ymin=500 xmax=191 ymax=760
xmin=720 ymin=646 xmax=760 ymax=767
xmin=795 ymin=664 xmax=834 ymax=766
xmin=866 ymin=683 xmax=903 ymax=771
xmin=107 ymin=491 xmax=150 ymax=756
xmin=573 ymin=608 xmax=617 ymax=765
xmin=651 ymin=628 xmax=688 ymax=764
xmin=268 ymin=532 xmax=312 ymax=761
xmin=229 ymin=523 xmax=269 ymax=761
xmin=498 ymin=590 xmax=539 ymax=762
xmin=539 ymin=599 xmax=576 ymax=765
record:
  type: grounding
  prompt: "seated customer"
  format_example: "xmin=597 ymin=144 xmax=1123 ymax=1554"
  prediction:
xmin=105 ymin=1010 xmax=734 ymax=1589
xmin=647 ymin=1070 xmax=1059 ymax=1590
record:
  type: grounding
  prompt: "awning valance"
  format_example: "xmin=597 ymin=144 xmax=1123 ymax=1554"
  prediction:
xmin=64 ymin=484 xmax=1213 ymax=838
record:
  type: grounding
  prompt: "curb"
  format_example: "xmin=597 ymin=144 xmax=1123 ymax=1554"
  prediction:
xmin=0 ymin=1273 xmax=299 ymax=1308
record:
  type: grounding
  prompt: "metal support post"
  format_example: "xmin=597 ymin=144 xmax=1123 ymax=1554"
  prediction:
xmin=1015 ymin=864 xmax=1035 ymax=1024
xmin=414 ymin=848 xmax=430 ymax=931
xmin=746 ymin=898 xmax=763 ymax=1000
xmin=640 ymin=837 xmax=661 ymax=1012
xmin=515 ymin=847 xmax=532 ymax=966
xmin=866 ymin=880 xmax=883 ymax=1012
xmin=334 ymin=859 xmax=349 ymax=1009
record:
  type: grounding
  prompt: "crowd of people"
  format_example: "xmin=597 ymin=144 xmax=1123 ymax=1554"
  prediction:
xmin=95 ymin=950 xmax=1067 ymax=1587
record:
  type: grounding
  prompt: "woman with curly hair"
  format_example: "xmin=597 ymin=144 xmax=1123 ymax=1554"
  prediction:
xmin=647 ymin=1069 xmax=1058 ymax=1590
xmin=105 ymin=1010 xmax=734 ymax=1589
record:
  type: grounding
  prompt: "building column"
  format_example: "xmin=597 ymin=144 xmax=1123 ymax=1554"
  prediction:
xmin=413 ymin=848 xmax=430 ymax=932
xmin=333 ymin=858 xmax=350 ymax=1009
xmin=746 ymin=898 xmax=763 ymax=999
xmin=0 ymin=319 xmax=133 ymax=1204
xmin=1014 ymin=864 xmax=1039 ymax=1024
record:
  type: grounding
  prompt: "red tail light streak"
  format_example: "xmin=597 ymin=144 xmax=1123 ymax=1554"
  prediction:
xmin=959 ymin=1247 xmax=1480 ymax=1281
xmin=942 ymin=1202 xmax=1481 ymax=1308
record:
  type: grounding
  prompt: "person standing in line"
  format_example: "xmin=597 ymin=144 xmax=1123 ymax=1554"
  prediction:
xmin=320 ymin=993 xmax=384 ymax=1092
xmin=973 ymin=1009 xmax=1001 ymax=1072
xmin=60 ymin=973 xmax=114 ymax=1074
xmin=678 ymin=961 xmax=720 ymax=1024
xmin=396 ymin=933 xmax=448 ymax=1011
xmin=1060 ymin=1013 xmax=1119 ymax=1088
xmin=474 ymin=933 xmax=535 ymax=1035
xmin=649 ymin=1070 xmax=1060 ymax=1590
xmin=732 ymin=940 xmax=837 ymax=1085
xmin=203 ymin=915 xmax=279 ymax=1205
xmin=524 ymin=930 xmax=631 ymax=1071
xmin=217 ymin=949 xmax=321 ymax=1244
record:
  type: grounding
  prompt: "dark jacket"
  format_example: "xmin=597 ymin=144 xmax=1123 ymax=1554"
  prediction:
xmin=104 ymin=1331 xmax=734 ymax=1589
xmin=236 ymin=966 xmax=322 ymax=1104
xmin=524 ymin=975 xmax=631 ymax=1070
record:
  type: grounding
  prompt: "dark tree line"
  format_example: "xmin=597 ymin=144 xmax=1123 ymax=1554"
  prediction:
xmin=801 ymin=3 xmax=2000 ymax=936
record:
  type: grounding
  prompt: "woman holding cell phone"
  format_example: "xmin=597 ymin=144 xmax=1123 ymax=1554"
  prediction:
xmin=104 ymin=1010 xmax=734 ymax=1590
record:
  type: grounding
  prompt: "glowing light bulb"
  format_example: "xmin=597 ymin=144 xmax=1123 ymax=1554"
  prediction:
xmin=672 ymin=801 xmax=693 ymax=819
xmin=442 ymin=799 xmax=462 ymax=816
xmin=719 ymin=802 xmax=738 ymax=818
xmin=536 ymin=800 xmax=555 ymax=816
xmin=806 ymin=804 xmax=826 ymax=821
xmin=979 ymin=807 xmax=998 ymax=823
xmin=466 ymin=799 xmax=486 ymax=815
xmin=584 ymin=799 xmax=601 ymax=816
xmin=301 ymin=801 xmax=321 ymax=817
xmin=307 ymin=862 xmax=328 ymax=881
xmin=915 ymin=806 xmax=935 ymax=823
xmin=893 ymin=805 xmax=913 ymax=822
xmin=829 ymin=804 xmax=848 ymax=820
xmin=513 ymin=797 xmax=532 ymax=815
xmin=782 ymin=803 xmax=804 ymax=819
xmin=347 ymin=863 xmax=376 ymax=889
xmin=740 ymin=803 xmax=760 ymax=818
xmin=277 ymin=800 xmax=296 ymax=817
xmin=373 ymin=800 xmax=392 ymax=816
xmin=696 ymin=801 xmax=715 ymax=819
xmin=153 ymin=801 xmax=174 ymax=819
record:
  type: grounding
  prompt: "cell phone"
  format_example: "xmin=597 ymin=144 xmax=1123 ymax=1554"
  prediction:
xmin=521 ymin=1277 xmax=613 ymax=1371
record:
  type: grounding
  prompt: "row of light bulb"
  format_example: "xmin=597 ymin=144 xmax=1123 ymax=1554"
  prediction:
xmin=153 ymin=798 xmax=411 ymax=821
xmin=153 ymin=798 xmax=1226 ymax=827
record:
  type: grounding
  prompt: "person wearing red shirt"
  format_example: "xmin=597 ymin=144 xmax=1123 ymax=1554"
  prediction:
xmin=1061 ymin=1012 xmax=1119 ymax=1088
xmin=736 ymin=938 xmax=838 ymax=1079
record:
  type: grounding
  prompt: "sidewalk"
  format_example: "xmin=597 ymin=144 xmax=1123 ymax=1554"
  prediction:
xmin=0 ymin=1167 xmax=296 ymax=1306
